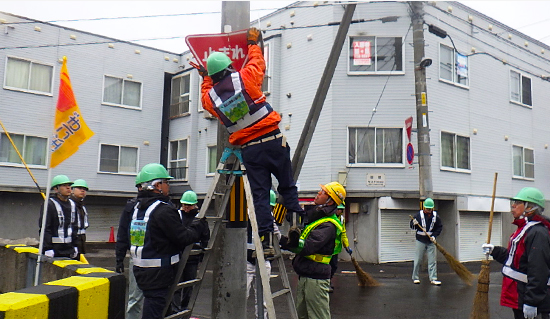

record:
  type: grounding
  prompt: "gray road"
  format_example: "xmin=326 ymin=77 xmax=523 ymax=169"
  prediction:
xmin=86 ymin=244 xmax=511 ymax=319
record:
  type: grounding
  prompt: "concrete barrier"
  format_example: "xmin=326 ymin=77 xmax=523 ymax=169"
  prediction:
xmin=0 ymin=244 xmax=124 ymax=319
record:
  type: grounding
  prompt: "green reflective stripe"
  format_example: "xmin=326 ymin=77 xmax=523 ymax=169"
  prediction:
xmin=298 ymin=238 xmax=305 ymax=249
xmin=299 ymin=215 xmax=343 ymax=261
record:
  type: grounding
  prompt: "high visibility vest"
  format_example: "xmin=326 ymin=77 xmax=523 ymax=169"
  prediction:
xmin=298 ymin=215 xmax=343 ymax=264
xmin=130 ymin=200 xmax=179 ymax=268
xmin=416 ymin=210 xmax=438 ymax=236
xmin=208 ymin=72 xmax=273 ymax=134
xmin=77 ymin=205 xmax=88 ymax=235
xmin=49 ymin=198 xmax=76 ymax=244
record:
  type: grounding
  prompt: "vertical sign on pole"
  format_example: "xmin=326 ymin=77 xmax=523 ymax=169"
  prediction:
xmin=405 ymin=116 xmax=414 ymax=166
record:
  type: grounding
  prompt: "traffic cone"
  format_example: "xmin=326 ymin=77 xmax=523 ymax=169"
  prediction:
xmin=108 ymin=226 xmax=115 ymax=243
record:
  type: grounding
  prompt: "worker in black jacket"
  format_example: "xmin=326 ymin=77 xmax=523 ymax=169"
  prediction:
xmin=129 ymin=163 xmax=209 ymax=319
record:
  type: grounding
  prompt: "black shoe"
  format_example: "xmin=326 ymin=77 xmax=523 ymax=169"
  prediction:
xmin=260 ymin=232 xmax=274 ymax=256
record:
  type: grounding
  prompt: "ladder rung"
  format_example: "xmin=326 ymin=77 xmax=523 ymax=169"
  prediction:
xmin=176 ymin=278 xmax=201 ymax=289
xmin=164 ymin=309 xmax=191 ymax=319
xmin=271 ymin=288 xmax=291 ymax=299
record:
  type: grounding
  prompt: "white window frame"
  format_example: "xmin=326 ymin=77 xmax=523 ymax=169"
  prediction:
xmin=0 ymin=132 xmax=48 ymax=168
xmin=347 ymin=126 xmax=405 ymax=167
xmin=169 ymin=138 xmax=189 ymax=181
xmin=206 ymin=144 xmax=217 ymax=176
xmin=98 ymin=144 xmax=139 ymax=174
xmin=262 ymin=42 xmax=272 ymax=95
xmin=347 ymin=36 xmax=405 ymax=75
xmin=510 ymin=70 xmax=532 ymax=107
xmin=438 ymin=44 xmax=469 ymax=88
xmin=170 ymin=72 xmax=191 ymax=118
xmin=440 ymin=131 xmax=471 ymax=172
xmin=102 ymin=75 xmax=143 ymax=110
xmin=512 ymin=145 xmax=534 ymax=180
xmin=3 ymin=56 xmax=54 ymax=95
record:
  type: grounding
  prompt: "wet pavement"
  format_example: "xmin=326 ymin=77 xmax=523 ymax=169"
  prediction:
xmin=86 ymin=243 xmax=511 ymax=319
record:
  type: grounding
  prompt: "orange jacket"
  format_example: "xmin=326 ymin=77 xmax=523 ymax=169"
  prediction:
xmin=201 ymin=44 xmax=281 ymax=145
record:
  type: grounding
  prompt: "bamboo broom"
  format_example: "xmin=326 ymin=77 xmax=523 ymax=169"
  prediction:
xmin=410 ymin=215 xmax=474 ymax=285
xmin=351 ymin=256 xmax=380 ymax=287
xmin=470 ymin=172 xmax=498 ymax=319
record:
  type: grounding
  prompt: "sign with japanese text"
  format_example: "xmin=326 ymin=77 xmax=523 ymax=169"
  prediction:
xmin=50 ymin=56 xmax=94 ymax=168
xmin=352 ymin=40 xmax=372 ymax=66
xmin=186 ymin=29 xmax=249 ymax=71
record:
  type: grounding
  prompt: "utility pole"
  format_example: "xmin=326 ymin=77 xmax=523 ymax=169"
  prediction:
xmin=212 ymin=2 xmax=249 ymax=318
xmin=410 ymin=1 xmax=433 ymax=200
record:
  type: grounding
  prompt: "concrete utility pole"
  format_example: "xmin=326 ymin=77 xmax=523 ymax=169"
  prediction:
xmin=410 ymin=1 xmax=433 ymax=200
xmin=212 ymin=2 xmax=249 ymax=318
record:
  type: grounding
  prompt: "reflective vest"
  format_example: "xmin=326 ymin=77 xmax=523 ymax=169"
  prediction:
xmin=416 ymin=210 xmax=438 ymax=236
xmin=77 ymin=205 xmax=88 ymax=235
xmin=208 ymin=72 xmax=273 ymax=134
xmin=502 ymin=220 xmax=550 ymax=286
xmin=298 ymin=215 xmax=343 ymax=264
xmin=49 ymin=198 xmax=76 ymax=244
xmin=130 ymin=200 xmax=180 ymax=268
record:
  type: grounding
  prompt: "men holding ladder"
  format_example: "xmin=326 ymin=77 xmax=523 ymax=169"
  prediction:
xmin=195 ymin=27 xmax=304 ymax=250
xmin=129 ymin=163 xmax=209 ymax=318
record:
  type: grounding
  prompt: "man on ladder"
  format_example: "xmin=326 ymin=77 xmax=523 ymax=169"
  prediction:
xmin=193 ymin=26 xmax=305 ymax=250
xmin=280 ymin=182 xmax=346 ymax=319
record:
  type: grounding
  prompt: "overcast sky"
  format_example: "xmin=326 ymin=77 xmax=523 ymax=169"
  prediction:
xmin=2 ymin=1 xmax=550 ymax=53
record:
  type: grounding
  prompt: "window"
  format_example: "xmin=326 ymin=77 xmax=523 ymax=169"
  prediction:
xmin=169 ymin=139 xmax=188 ymax=180
xmin=4 ymin=57 xmax=53 ymax=94
xmin=0 ymin=133 xmax=47 ymax=166
xmin=261 ymin=42 xmax=271 ymax=94
xmin=99 ymin=144 xmax=138 ymax=173
xmin=348 ymin=36 xmax=403 ymax=74
xmin=441 ymin=132 xmax=470 ymax=170
xmin=103 ymin=76 xmax=142 ymax=108
xmin=348 ymin=127 xmax=403 ymax=165
xmin=513 ymin=145 xmax=534 ymax=179
xmin=171 ymin=73 xmax=190 ymax=117
xmin=439 ymin=44 xmax=469 ymax=86
xmin=510 ymin=70 xmax=532 ymax=106
xmin=207 ymin=145 xmax=217 ymax=175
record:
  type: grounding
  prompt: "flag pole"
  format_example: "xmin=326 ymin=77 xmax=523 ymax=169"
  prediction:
xmin=35 ymin=168 xmax=53 ymax=286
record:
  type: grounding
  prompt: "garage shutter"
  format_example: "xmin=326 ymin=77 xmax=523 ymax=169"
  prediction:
xmin=86 ymin=207 xmax=124 ymax=242
xmin=380 ymin=210 xmax=417 ymax=262
xmin=458 ymin=211 xmax=502 ymax=262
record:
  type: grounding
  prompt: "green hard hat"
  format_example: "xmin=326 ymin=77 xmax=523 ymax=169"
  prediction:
xmin=139 ymin=163 xmax=173 ymax=183
xmin=511 ymin=187 xmax=545 ymax=208
xmin=270 ymin=190 xmax=277 ymax=207
xmin=180 ymin=190 xmax=198 ymax=205
xmin=51 ymin=175 xmax=73 ymax=188
xmin=423 ymin=198 xmax=435 ymax=209
xmin=72 ymin=179 xmax=88 ymax=189
xmin=206 ymin=52 xmax=233 ymax=76
xmin=135 ymin=171 xmax=143 ymax=186
xmin=337 ymin=204 xmax=345 ymax=209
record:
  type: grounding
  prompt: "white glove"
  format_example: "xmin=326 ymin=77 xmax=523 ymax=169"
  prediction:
xmin=430 ymin=236 xmax=436 ymax=244
xmin=482 ymin=243 xmax=494 ymax=255
xmin=44 ymin=250 xmax=54 ymax=257
xmin=70 ymin=247 xmax=79 ymax=259
xmin=523 ymin=304 xmax=537 ymax=319
xmin=412 ymin=219 xmax=419 ymax=226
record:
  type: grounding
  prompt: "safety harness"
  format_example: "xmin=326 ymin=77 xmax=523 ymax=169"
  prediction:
xmin=298 ymin=215 xmax=343 ymax=264
xmin=416 ymin=210 xmax=437 ymax=237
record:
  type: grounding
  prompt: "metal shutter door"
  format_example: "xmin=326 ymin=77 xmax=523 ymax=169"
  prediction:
xmin=380 ymin=210 xmax=417 ymax=263
xmin=86 ymin=208 xmax=122 ymax=242
xmin=458 ymin=211 xmax=502 ymax=262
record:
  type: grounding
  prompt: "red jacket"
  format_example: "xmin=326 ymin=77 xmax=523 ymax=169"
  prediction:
xmin=201 ymin=44 xmax=281 ymax=145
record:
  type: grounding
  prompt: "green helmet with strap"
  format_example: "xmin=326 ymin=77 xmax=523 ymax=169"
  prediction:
xmin=139 ymin=163 xmax=173 ymax=183
xmin=51 ymin=175 xmax=73 ymax=188
xmin=423 ymin=198 xmax=435 ymax=209
xmin=206 ymin=52 xmax=233 ymax=76
xmin=512 ymin=187 xmax=545 ymax=208
xmin=180 ymin=190 xmax=198 ymax=205
xmin=135 ymin=171 xmax=143 ymax=187
xmin=72 ymin=179 xmax=88 ymax=189
xmin=270 ymin=190 xmax=277 ymax=207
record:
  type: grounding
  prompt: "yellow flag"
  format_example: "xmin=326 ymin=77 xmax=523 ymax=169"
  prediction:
xmin=50 ymin=56 xmax=94 ymax=168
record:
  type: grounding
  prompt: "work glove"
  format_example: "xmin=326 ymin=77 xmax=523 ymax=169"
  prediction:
xmin=44 ymin=250 xmax=54 ymax=258
xmin=247 ymin=27 xmax=260 ymax=45
xmin=412 ymin=219 xmax=419 ymax=226
xmin=482 ymin=243 xmax=494 ymax=255
xmin=70 ymin=247 xmax=79 ymax=259
xmin=345 ymin=247 xmax=353 ymax=256
xmin=523 ymin=304 xmax=537 ymax=319
xmin=115 ymin=260 xmax=124 ymax=274
xmin=430 ymin=236 xmax=436 ymax=244
xmin=189 ymin=61 xmax=208 ymax=78
xmin=288 ymin=226 xmax=301 ymax=248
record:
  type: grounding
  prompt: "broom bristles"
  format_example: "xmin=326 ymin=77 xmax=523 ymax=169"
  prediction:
xmin=470 ymin=259 xmax=491 ymax=319
xmin=351 ymin=257 xmax=380 ymax=287
xmin=436 ymin=242 xmax=474 ymax=285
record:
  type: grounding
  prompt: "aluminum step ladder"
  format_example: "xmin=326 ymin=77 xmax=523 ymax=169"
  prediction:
xmin=163 ymin=147 xmax=298 ymax=319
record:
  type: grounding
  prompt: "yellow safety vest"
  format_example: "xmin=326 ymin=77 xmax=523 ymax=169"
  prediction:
xmin=298 ymin=215 xmax=343 ymax=264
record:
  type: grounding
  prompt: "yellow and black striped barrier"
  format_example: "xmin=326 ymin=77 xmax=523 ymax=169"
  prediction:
xmin=0 ymin=244 xmax=124 ymax=319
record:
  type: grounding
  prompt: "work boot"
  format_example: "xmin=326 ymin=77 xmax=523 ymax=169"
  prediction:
xmin=260 ymin=232 xmax=274 ymax=256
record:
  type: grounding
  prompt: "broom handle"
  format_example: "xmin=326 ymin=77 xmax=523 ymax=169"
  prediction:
xmin=409 ymin=215 xmax=436 ymax=244
xmin=486 ymin=172 xmax=498 ymax=245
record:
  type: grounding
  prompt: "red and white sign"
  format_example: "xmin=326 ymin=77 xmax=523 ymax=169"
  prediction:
xmin=186 ymin=29 xmax=249 ymax=71
xmin=352 ymin=40 xmax=372 ymax=66
xmin=405 ymin=116 xmax=413 ymax=141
